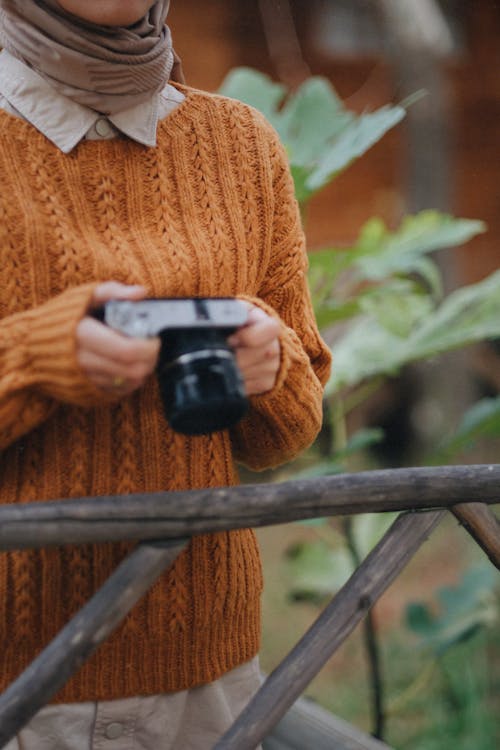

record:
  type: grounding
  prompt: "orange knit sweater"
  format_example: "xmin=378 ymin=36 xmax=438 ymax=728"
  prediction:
xmin=0 ymin=86 xmax=331 ymax=702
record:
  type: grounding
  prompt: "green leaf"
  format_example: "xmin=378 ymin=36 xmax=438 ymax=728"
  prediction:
xmin=325 ymin=317 xmax=405 ymax=394
xmin=409 ymin=269 xmax=500 ymax=358
xmin=404 ymin=565 xmax=499 ymax=655
xmin=335 ymin=428 xmax=385 ymax=459
xmin=307 ymin=213 xmax=486 ymax=346
xmin=308 ymin=244 xmax=356 ymax=280
xmin=307 ymin=245 xmax=357 ymax=307
xmin=358 ymin=280 xmax=433 ymax=338
xmin=406 ymin=603 xmax=438 ymax=636
xmin=290 ymin=460 xmax=344 ymax=479
xmin=305 ymin=106 xmax=406 ymax=192
xmin=434 ymin=396 xmax=500 ymax=461
xmin=287 ymin=432 xmax=384 ymax=482
xmin=218 ymin=68 xmax=405 ymax=203
xmin=356 ymin=217 xmax=388 ymax=252
xmin=277 ymin=77 xmax=353 ymax=166
xmin=314 ymin=298 xmax=362 ymax=329
xmin=407 ymin=256 xmax=443 ymax=299
xmin=217 ymin=67 xmax=285 ymax=126
xmin=459 ymin=396 xmax=500 ymax=438
xmin=299 ymin=517 xmax=330 ymax=528
xmin=352 ymin=212 xmax=486 ymax=291
xmin=285 ymin=540 xmax=352 ymax=598
xmin=287 ymin=513 xmax=397 ymax=602
xmin=326 ymin=271 xmax=500 ymax=394
xmin=350 ymin=512 xmax=398 ymax=558
xmin=290 ymin=164 xmax=314 ymax=205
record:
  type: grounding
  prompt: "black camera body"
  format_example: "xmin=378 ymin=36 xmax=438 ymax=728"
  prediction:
xmin=98 ymin=298 xmax=249 ymax=436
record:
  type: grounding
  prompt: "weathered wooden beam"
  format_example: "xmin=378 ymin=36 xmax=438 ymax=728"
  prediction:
xmin=263 ymin=696 xmax=392 ymax=750
xmin=0 ymin=539 xmax=187 ymax=747
xmin=452 ymin=503 xmax=500 ymax=569
xmin=214 ymin=510 xmax=444 ymax=750
xmin=0 ymin=465 xmax=498 ymax=550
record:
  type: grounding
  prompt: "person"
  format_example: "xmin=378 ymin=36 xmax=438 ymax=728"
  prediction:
xmin=0 ymin=1 xmax=331 ymax=747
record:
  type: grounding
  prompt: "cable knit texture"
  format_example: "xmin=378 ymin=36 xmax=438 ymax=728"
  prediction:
xmin=0 ymin=85 xmax=331 ymax=702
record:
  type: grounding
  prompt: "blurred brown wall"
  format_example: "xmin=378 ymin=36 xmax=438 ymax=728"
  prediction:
xmin=170 ymin=0 xmax=499 ymax=285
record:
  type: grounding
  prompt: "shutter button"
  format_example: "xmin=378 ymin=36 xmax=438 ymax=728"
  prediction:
xmin=104 ymin=722 xmax=124 ymax=739
xmin=95 ymin=118 xmax=113 ymax=138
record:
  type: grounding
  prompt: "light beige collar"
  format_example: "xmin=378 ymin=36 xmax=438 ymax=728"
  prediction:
xmin=0 ymin=50 xmax=184 ymax=153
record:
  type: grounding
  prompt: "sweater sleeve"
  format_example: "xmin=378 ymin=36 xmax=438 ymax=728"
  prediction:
xmin=0 ymin=283 xmax=114 ymax=450
xmin=230 ymin=117 xmax=332 ymax=470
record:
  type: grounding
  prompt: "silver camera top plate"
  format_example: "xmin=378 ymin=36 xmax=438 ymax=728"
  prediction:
xmin=104 ymin=298 xmax=248 ymax=338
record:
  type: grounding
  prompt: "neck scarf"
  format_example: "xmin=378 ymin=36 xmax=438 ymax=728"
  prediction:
xmin=0 ymin=0 xmax=180 ymax=114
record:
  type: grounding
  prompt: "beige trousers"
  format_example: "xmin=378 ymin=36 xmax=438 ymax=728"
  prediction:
xmin=5 ymin=658 xmax=263 ymax=750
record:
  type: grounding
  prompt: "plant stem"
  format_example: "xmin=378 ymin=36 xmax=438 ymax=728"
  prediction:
xmin=386 ymin=658 xmax=437 ymax=715
xmin=342 ymin=516 xmax=386 ymax=740
xmin=332 ymin=396 xmax=386 ymax=738
xmin=331 ymin=397 xmax=348 ymax=455
xmin=342 ymin=376 xmax=385 ymax=416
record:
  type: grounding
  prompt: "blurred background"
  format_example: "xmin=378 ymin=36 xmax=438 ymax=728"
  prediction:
xmin=170 ymin=0 xmax=498 ymax=278
xmin=171 ymin=0 xmax=499 ymax=461
xmin=170 ymin=2 xmax=499 ymax=748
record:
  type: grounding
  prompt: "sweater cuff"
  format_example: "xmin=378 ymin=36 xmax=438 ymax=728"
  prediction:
xmin=24 ymin=284 xmax=115 ymax=407
xmin=231 ymin=295 xmax=325 ymax=470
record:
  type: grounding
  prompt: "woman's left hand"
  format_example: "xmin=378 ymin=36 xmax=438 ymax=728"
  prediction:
xmin=228 ymin=305 xmax=281 ymax=395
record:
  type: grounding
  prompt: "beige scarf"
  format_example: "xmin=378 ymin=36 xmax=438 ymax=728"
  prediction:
xmin=0 ymin=0 xmax=181 ymax=114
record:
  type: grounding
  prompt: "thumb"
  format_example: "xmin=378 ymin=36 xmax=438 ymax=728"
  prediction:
xmin=90 ymin=281 xmax=147 ymax=306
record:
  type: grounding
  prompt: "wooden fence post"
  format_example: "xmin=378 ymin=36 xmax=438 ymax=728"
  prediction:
xmin=0 ymin=539 xmax=187 ymax=747
xmin=214 ymin=510 xmax=444 ymax=750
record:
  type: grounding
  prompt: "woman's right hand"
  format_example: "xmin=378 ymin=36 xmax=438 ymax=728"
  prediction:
xmin=76 ymin=282 xmax=160 ymax=395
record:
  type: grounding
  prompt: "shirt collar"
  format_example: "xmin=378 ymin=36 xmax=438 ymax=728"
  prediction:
xmin=0 ymin=50 xmax=184 ymax=153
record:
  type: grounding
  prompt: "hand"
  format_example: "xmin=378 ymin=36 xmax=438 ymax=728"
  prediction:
xmin=76 ymin=282 xmax=160 ymax=395
xmin=228 ymin=305 xmax=281 ymax=395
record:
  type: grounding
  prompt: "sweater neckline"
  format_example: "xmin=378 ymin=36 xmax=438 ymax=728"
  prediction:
xmin=0 ymin=83 xmax=204 ymax=150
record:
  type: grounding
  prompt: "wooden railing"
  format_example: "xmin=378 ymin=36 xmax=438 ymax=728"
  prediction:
xmin=0 ymin=464 xmax=499 ymax=748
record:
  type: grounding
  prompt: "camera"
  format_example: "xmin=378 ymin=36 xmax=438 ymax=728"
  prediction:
xmin=97 ymin=298 xmax=249 ymax=436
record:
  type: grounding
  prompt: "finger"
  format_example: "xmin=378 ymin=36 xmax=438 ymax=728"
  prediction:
xmin=244 ymin=375 xmax=277 ymax=395
xmin=77 ymin=318 xmax=160 ymax=362
xmin=77 ymin=347 xmax=151 ymax=397
xmin=86 ymin=371 xmax=144 ymax=396
xmin=76 ymin=348 xmax=152 ymax=385
xmin=234 ymin=339 xmax=280 ymax=370
xmin=241 ymin=367 xmax=278 ymax=390
xmin=101 ymin=376 xmax=143 ymax=395
xmin=229 ymin=313 xmax=280 ymax=349
xmin=76 ymin=319 xmax=160 ymax=380
xmin=90 ymin=282 xmax=147 ymax=307
xmin=238 ymin=358 xmax=280 ymax=381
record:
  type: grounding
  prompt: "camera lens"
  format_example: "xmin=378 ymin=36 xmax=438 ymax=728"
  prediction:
xmin=157 ymin=330 xmax=248 ymax=435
